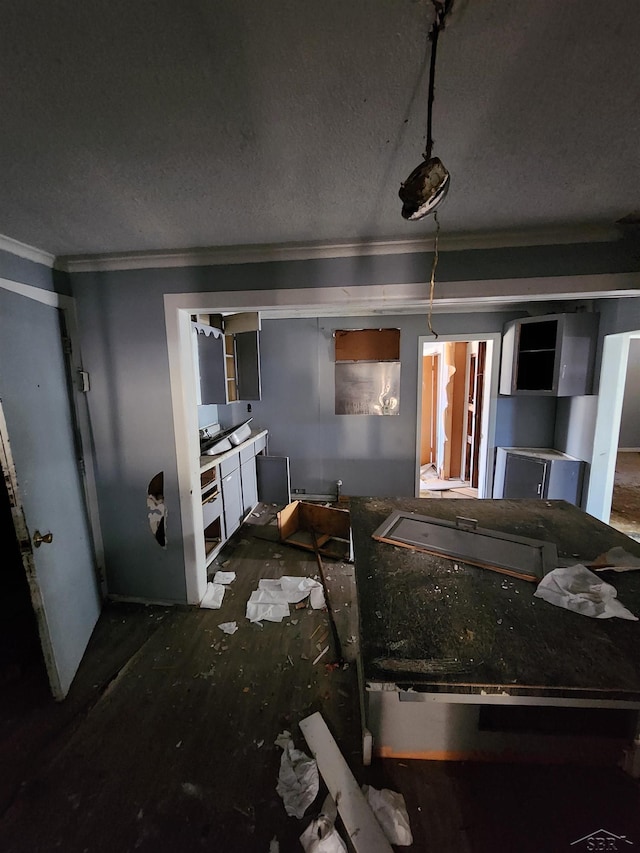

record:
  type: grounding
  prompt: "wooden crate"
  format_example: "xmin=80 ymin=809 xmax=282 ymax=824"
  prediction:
xmin=277 ymin=500 xmax=352 ymax=561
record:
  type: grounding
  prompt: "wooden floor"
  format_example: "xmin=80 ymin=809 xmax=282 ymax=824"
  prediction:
xmin=2 ymin=503 xmax=640 ymax=852
xmin=610 ymin=451 xmax=640 ymax=541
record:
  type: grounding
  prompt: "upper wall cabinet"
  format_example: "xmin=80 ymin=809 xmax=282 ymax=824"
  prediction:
xmin=193 ymin=312 xmax=262 ymax=404
xmin=499 ymin=312 xmax=599 ymax=397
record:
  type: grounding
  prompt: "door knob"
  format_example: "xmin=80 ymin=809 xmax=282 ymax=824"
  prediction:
xmin=33 ymin=530 xmax=53 ymax=548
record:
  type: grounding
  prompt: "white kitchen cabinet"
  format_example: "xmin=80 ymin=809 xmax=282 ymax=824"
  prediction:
xmin=499 ymin=312 xmax=598 ymax=397
xmin=240 ymin=441 xmax=259 ymax=514
xmin=220 ymin=455 xmax=243 ymax=538
xmin=199 ymin=429 xmax=268 ymax=567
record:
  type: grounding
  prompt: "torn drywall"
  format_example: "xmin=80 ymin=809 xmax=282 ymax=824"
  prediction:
xmin=147 ymin=472 xmax=167 ymax=548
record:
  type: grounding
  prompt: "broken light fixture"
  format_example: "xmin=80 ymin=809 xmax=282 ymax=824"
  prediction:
xmin=399 ymin=0 xmax=454 ymax=220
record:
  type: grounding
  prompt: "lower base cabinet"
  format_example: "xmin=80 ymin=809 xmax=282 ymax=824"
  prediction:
xmin=493 ymin=447 xmax=585 ymax=505
xmin=200 ymin=430 xmax=268 ymax=567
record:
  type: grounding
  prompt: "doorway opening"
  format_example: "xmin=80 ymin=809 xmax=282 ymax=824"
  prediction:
xmin=587 ymin=330 xmax=640 ymax=528
xmin=602 ymin=336 xmax=640 ymax=541
xmin=416 ymin=334 xmax=499 ymax=500
xmin=0 ymin=461 xmax=48 ymax=707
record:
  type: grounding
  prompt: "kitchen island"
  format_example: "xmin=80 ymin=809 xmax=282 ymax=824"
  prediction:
xmin=350 ymin=496 xmax=640 ymax=766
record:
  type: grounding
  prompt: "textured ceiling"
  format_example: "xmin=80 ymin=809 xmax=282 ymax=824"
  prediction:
xmin=1 ymin=0 xmax=639 ymax=258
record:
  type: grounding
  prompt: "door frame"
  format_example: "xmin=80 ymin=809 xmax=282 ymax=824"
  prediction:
xmin=586 ymin=329 xmax=640 ymax=521
xmin=0 ymin=403 xmax=61 ymax=690
xmin=415 ymin=333 xmax=501 ymax=499
xmin=165 ymin=282 xmax=474 ymax=604
xmin=420 ymin=352 xmax=439 ymax=466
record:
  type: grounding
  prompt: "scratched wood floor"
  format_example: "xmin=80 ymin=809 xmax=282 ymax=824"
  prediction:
xmin=2 ymin=502 xmax=640 ymax=852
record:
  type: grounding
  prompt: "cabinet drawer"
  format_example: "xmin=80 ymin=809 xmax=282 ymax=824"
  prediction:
xmin=240 ymin=440 xmax=257 ymax=465
xmin=220 ymin=452 xmax=240 ymax=477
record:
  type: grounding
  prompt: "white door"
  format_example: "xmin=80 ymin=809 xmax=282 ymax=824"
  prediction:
xmin=0 ymin=286 xmax=101 ymax=699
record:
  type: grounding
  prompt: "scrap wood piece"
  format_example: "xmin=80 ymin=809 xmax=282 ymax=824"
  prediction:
xmin=312 ymin=530 xmax=343 ymax=665
xmin=372 ymin=657 xmax=473 ymax=675
xmin=299 ymin=712 xmax=393 ymax=853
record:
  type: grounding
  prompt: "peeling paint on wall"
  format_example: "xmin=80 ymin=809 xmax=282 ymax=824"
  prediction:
xmin=147 ymin=472 xmax=167 ymax=548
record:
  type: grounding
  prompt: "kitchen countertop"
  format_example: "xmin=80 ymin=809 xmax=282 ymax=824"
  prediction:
xmin=351 ymin=496 xmax=640 ymax=702
xmin=199 ymin=428 xmax=268 ymax=472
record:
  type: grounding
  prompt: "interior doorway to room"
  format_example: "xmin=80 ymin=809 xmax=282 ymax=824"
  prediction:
xmin=607 ymin=337 xmax=640 ymax=541
xmin=587 ymin=330 xmax=640 ymax=528
xmin=417 ymin=336 xmax=496 ymax=500
xmin=0 ymin=471 xmax=48 ymax=698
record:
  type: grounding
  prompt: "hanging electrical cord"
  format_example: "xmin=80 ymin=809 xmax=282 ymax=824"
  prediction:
xmin=424 ymin=0 xmax=454 ymax=160
xmin=399 ymin=0 xmax=454 ymax=221
xmin=427 ymin=210 xmax=441 ymax=338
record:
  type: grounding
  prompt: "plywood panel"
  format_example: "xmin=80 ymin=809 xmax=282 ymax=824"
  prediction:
xmin=335 ymin=328 xmax=400 ymax=361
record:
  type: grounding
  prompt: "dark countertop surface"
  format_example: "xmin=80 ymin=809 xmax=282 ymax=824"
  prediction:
xmin=350 ymin=497 xmax=640 ymax=701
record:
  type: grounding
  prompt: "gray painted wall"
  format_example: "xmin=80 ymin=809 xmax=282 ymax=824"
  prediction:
xmin=0 ymin=249 xmax=65 ymax=293
xmin=593 ymin=297 xmax=640 ymax=392
xmin=619 ymin=338 xmax=640 ymax=448
xmin=245 ymin=313 xmax=566 ymax=498
xmin=65 ymin=244 xmax=639 ymax=603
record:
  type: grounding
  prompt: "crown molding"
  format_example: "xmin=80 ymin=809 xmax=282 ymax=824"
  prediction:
xmin=0 ymin=232 xmax=55 ymax=268
xmin=58 ymin=224 xmax=619 ymax=274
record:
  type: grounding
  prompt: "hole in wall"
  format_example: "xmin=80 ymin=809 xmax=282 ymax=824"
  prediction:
xmin=147 ymin=472 xmax=167 ymax=548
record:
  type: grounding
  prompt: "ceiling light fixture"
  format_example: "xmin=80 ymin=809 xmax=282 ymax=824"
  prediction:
xmin=399 ymin=0 xmax=454 ymax=221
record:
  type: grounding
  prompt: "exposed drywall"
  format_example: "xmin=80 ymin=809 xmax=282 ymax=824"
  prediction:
xmin=147 ymin=472 xmax=167 ymax=548
xmin=619 ymin=339 xmax=640 ymax=448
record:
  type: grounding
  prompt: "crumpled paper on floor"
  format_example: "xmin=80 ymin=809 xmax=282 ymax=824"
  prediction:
xmin=299 ymin=815 xmax=347 ymax=853
xmin=218 ymin=621 xmax=238 ymax=634
xmin=362 ymin=785 xmax=413 ymax=846
xmin=246 ymin=576 xmax=326 ymax=623
xmin=534 ymin=564 xmax=638 ymax=620
xmin=200 ymin=582 xmax=226 ymax=609
xmin=213 ymin=570 xmax=236 ymax=584
xmin=590 ymin=546 xmax=640 ymax=573
xmin=275 ymin=731 xmax=319 ymax=819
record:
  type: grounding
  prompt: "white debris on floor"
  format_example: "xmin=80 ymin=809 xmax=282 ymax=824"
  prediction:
xmin=245 ymin=576 xmax=326 ymax=623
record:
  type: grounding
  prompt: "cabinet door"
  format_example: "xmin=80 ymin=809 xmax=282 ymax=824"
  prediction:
xmin=221 ymin=467 xmax=243 ymax=537
xmin=256 ymin=455 xmax=291 ymax=504
xmin=235 ymin=331 xmax=261 ymax=401
xmin=503 ymin=454 xmax=547 ymax=499
xmin=241 ymin=458 xmax=258 ymax=514
xmin=195 ymin=326 xmax=227 ymax=404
